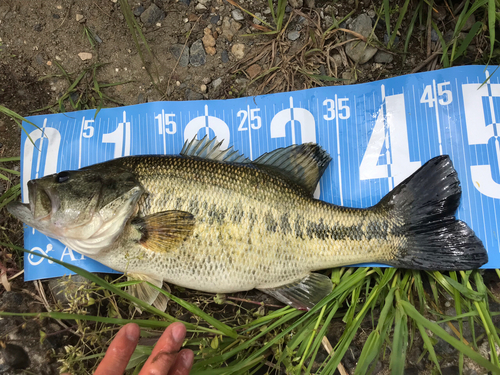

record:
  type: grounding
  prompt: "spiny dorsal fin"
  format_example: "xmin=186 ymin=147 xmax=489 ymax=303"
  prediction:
xmin=132 ymin=210 xmax=195 ymax=253
xmin=258 ymin=273 xmax=333 ymax=311
xmin=127 ymin=273 xmax=169 ymax=312
xmin=180 ymin=136 xmax=250 ymax=163
xmin=254 ymin=143 xmax=332 ymax=197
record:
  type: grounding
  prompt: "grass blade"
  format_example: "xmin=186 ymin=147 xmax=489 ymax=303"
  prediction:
xmin=488 ymin=0 xmax=496 ymax=60
xmin=401 ymin=300 xmax=500 ymax=373
xmin=452 ymin=21 xmax=482 ymax=62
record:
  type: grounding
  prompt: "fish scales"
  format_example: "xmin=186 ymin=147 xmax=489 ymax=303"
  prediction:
xmin=7 ymin=138 xmax=487 ymax=310
xmin=96 ymin=155 xmax=401 ymax=293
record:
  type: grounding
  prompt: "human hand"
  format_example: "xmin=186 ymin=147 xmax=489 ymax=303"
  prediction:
xmin=63 ymin=322 xmax=193 ymax=375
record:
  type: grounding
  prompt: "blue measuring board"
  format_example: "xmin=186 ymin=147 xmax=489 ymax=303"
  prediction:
xmin=19 ymin=65 xmax=500 ymax=280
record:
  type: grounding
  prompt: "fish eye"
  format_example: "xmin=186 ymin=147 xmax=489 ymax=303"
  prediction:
xmin=56 ymin=171 xmax=70 ymax=183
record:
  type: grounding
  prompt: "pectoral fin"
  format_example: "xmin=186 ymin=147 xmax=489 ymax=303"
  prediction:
xmin=127 ymin=273 xmax=169 ymax=311
xmin=258 ymin=273 xmax=333 ymax=311
xmin=132 ymin=210 xmax=195 ymax=253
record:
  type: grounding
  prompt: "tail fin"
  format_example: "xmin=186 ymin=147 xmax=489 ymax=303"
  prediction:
xmin=377 ymin=156 xmax=488 ymax=270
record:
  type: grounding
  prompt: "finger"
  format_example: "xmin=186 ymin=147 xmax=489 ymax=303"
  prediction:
xmin=94 ymin=323 xmax=140 ymax=375
xmin=167 ymin=349 xmax=194 ymax=375
xmin=139 ymin=322 xmax=187 ymax=375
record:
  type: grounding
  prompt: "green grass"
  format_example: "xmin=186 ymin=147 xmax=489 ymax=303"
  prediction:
xmin=34 ymin=61 xmax=130 ymax=116
xmin=1 ymin=244 xmax=499 ymax=374
xmin=118 ymin=0 xmax=161 ymax=95
xmin=0 ymin=157 xmax=20 ymax=210
xmin=1 ymin=1 xmax=500 ymax=374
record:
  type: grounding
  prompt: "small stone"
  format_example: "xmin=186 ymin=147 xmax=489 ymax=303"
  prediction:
xmin=221 ymin=50 xmax=229 ymax=63
xmin=137 ymin=93 xmax=146 ymax=104
xmin=52 ymin=13 xmax=60 ymax=19
xmin=190 ymin=39 xmax=207 ymax=66
xmin=444 ymin=30 xmax=454 ymax=43
xmin=186 ymin=89 xmax=204 ymax=100
xmin=252 ymin=12 xmax=263 ymax=25
xmin=205 ymin=46 xmax=216 ymax=55
xmin=232 ymin=9 xmax=244 ymax=21
xmin=55 ymin=55 xmax=62 ymax=61
xmin=431 ymin=29 xmax=439 ymax=42
xmin=246 ymin=64 xmax=262 ymax=79
xmin=431 ymin=5 xmax=446 ymax=21
xmin=324 ymin=15 xmax=333 ymax=29
xmin=133 ymin=5 xmax=145 ymax=16
xmin=188 ymin=13 xmax=199 ymax=22
xmin=222 ymin=18 xmax=242 ymax=41
xmin=367 ymin=9 xmax=376 ymax=18
xmin=202 ymin=77 xmax=211 ymax=84
xmin=285 ymin=5 xmax=292 ymax=12
xmin=47 ymin=60 xmax=53 ymax=66
xmin=231 ymin=43 xmax=245 ymax=59
xmin=341 ymin=70 xmax=355 ymax=84
xmin=78 ymin=52 xmax=93 ymax=60
xmin=140 ymin=4 xmax=165 ymax=26
xmin=75 ymin=14 xmax=84 ymax=22
xmin=195 ymin=3 xmax=207 ymax=10
xmin=210 ymin=15 xmax=220 ymax=24
xmin=202 ymin=27 xmax=217 ymax=56
xmin=383 ymin=33 xmax=399 ymax=47
xmin=34 ymin=53 xmax=45 ymax=65
xmin=345 ymin=14 xmax=378 ymax=63
xmin=1 ymin=344 xmax=30 ymax=370
xmin=33 ymin=23 xmax=43 ymax=31
xmin=170 ymin=44 xmax=190 ymax=67
xmin=200 ymin=84 xmax=207 ymax=93
xmin=288 ymin=30 xmax=300 ymax=41
xmin=179 ymin=0 xmax=190 ymax=5
xmin=331 ymin=53 xmax=343 ymax=67
xmin=289 ymin=0 xmax=303 ymax=8
xmin=235 ymin=78 xmax=248 ymax=85
xmin=462 ymin=13 xmax=476 ymax=31
xmin=305 ymin=0 xmax=315 ymax=7
xmin=212 ymin=77 xmax=222 ymax=89
xmin=373 ymin=50 xmax=393 ymax=63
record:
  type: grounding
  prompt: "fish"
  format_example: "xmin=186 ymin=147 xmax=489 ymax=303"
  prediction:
xmin=7 ymin=137 xmax=488 ymax=311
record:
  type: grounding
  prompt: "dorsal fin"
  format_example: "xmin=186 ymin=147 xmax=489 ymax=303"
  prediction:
xmin=180 ymin=136 xmax=250 ymax=163
xmin=180 ymin=137 xmax=331 ymax=196
xmin=254 ymin=143 xmax=332 ymax=196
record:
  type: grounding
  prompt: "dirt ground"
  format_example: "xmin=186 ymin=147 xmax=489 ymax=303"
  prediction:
xmin=0 ymin=0 xmax=496 ymax=374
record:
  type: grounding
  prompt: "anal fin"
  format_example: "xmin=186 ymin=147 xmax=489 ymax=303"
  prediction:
xmin=258 ymin=273 xmax=333 ymax=311
xmin=127 ymin=273 xmax=170 ymax=312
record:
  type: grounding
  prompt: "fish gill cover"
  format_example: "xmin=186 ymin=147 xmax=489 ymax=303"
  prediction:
xmin=18 ymin=65 xmax=500 ymax=280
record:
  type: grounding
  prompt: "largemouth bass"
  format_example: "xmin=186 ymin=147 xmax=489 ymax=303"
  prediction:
xmin=7 ymin=137 xmax=488 ymax=310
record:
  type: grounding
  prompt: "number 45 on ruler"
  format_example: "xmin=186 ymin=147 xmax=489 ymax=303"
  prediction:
xmin=420 ymin=80 xmax=452 ymax=155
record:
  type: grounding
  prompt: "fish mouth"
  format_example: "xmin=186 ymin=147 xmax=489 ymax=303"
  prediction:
xmin=7 ymin=181 xmax=61 ymax=236
xmin=27 ymin=180 xmax=56 ymax=220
